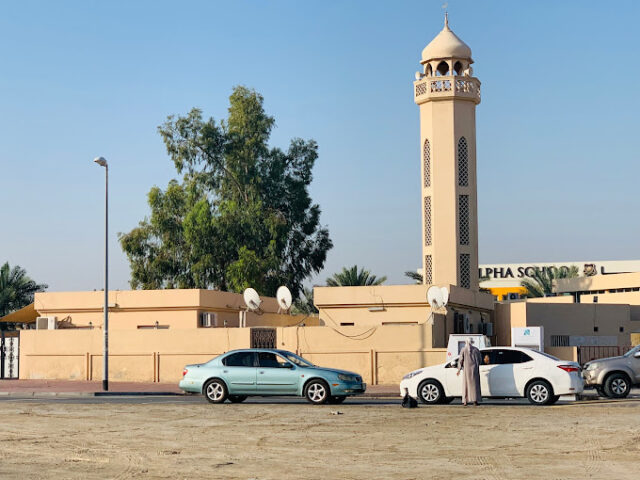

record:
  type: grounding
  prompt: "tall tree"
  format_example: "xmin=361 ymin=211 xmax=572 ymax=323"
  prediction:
xmin=0 ymin=262 xmax=48 ymax=317
xmin=521 ymin=266 xmax=579 ymax=298
xmin=292 ymin=287 xmax=318 ymax=315
xmin=326 ymin=265 xmax=387 ymax=287
xmin=119 ymin=86 xmax=332 ymax=299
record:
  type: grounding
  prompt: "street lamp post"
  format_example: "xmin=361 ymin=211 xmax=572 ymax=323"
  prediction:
xmin=94 ymin=156 xmax=109 ymax=391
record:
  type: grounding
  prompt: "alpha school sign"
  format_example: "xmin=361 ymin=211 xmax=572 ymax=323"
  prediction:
xmin=479 ymin=260 xmax=640 ymax=288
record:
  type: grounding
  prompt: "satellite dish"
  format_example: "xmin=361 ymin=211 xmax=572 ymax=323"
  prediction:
xmin=243 ymin=288 xmax=262 ymax=311
xmin=276 ymin=286 xmax=292 ymax=312
xmin=427 ymin=286 xmax=449 ymax=324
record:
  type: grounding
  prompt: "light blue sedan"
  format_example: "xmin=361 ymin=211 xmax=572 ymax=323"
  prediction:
xmin=179 ymin=348 xmax=366 ymax=404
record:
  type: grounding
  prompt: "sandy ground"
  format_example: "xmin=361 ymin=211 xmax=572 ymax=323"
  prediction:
xmin=0 ymin=399 xmax=638 ymax=480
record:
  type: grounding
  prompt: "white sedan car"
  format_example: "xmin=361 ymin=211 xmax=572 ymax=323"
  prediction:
xmin=400 ymin=347 xmax=583 ymax=405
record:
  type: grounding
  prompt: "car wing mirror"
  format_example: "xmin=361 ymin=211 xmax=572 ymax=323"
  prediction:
xmin=634 ymin=351 xmax=640 ymax=358
xmin=284 ymin=363 xmax=295 ymax=369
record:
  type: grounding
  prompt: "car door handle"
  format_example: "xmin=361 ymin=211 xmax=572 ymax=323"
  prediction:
xmin=259 ymin=371 xmax=265 ymax=374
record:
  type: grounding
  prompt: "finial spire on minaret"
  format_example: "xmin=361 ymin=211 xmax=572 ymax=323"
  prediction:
xmin=444 ymin=11 xmax=449 ymax=29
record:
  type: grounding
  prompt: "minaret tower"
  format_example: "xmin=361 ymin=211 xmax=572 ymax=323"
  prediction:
xmin=414 ymin=15 xmax=481 ymax=290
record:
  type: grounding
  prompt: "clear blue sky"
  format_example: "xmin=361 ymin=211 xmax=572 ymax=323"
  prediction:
xmin=2 ymin=0 xmax=639 ymax=292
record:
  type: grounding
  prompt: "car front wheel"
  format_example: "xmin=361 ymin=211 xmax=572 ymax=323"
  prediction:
xmin=305 ymin=380 xmax=330 ymax=405
xmin=203 ymin=379 xmax=228 ymax=404
xmin=417 ymin=380 xmax=444 ymax=405
xmin=604 ymin=373 xmax=631 ymax=398
xmin=526 ymin=380 xmax=553 ymax=405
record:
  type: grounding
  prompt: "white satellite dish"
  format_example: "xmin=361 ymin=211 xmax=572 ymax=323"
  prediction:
xmin=243 ymin=288 xmax=262 ymax=311
xmin=426 ymin=286 xmax=449 ymax=325
xmin=276 ymin=286 xmax=293 ymax=312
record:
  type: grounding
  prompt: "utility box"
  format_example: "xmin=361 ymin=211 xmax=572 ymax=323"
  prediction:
xmin=35 ymin=316 xmax=57 ymax=330
xmin=446 ymin=334 xmax=491 ymax=361
xmin=511 ymin=326 xmax=544 ymax=351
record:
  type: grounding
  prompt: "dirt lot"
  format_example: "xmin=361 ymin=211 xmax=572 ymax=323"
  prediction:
xmin=0 ymin=399 xmax=638 ymax=480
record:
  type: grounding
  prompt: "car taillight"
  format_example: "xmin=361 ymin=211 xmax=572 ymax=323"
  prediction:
xmin=182 ymin=368 xmax=188 ymax=377
xmin=557 ymin=365 xmax=579 ymax=373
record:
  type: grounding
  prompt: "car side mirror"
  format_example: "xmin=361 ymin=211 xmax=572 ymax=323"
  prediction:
xmin=634 ymin=352 xmax=640 ymax=358
xmin=283 ymin=363 xmax=295 ymax=369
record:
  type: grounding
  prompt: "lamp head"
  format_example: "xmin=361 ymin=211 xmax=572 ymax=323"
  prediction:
xmin=94 ymin=157 xmax=107 ymax=167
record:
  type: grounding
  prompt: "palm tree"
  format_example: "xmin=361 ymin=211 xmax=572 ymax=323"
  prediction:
xmin=326 ymin=265 xmax=386 ymax=287
xmin=404 ymin=271 xmax=423 ymax=284
xmin=521 ymin=265 xmax=579 ymax=298
xmin=0 ymin=262 xmax=48 ymax=317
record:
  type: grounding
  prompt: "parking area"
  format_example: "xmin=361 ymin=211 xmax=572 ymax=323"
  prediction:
xmin=0 ymin=396 xmax=639 ymax=479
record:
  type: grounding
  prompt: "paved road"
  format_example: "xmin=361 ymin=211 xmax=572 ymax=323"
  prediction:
xmin=2 ymin=393 xmax=639 ymax=406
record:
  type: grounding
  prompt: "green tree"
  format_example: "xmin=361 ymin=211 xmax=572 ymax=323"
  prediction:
xmin=119 ymin=86 xmax=332 ymax=299
xmin=521 ymin=266 xmax=579 ymax=298
xmin=326 ymin=265 xmax=387 ymax=287
xmin=0 ymin=262 xmax=47 ymax=317
xmin=292 ymin=287 xmax=318 ymax=315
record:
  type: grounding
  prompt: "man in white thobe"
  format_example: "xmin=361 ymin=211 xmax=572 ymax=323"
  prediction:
xmin=457 ymin=337 xmax=482 ymax=406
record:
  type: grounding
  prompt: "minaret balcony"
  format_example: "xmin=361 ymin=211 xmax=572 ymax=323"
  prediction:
xmin=414 ymin=76 xmax=481 ymax=104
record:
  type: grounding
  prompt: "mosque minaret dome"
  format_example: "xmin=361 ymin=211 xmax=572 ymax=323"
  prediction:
xmin=421 ymin=14 xmax=472 ymax=63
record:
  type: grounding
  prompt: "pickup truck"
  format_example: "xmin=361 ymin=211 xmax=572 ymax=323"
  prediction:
xmin=582 ymin=345 xmax=640 ymax=398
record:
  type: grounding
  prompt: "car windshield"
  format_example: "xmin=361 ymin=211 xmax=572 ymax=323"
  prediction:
xmin=280 ymin=351 xmax=314 ymax=367
xmin=623 ymin=345 xmax=640 ymax=358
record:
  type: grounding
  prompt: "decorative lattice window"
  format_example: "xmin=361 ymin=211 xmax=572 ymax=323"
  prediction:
xmin=458 ymin=195 xmax=469 ymax=245
xmin=460 ymin=254 xmax=470 ymax=289
xmin=458 ymin=137 xmax=468 ymax=186
xmin=425 ymin=255 xmax=433 ymax=285
xmin=415 ymin=82 xmax=427 ymax=96
xmin=423 ymin=139 xmax=431 ymax=188
xmin=424 ymin=196 xmax=432 ymax=246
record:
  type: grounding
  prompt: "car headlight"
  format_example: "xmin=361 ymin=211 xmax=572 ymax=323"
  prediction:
xmin=402 ymin=370 xmax=423 ymax=380
xmin=338 ymin=374 xmax=357 ymax=382
xmin=584 ymin=363 xmax=597 ymax=371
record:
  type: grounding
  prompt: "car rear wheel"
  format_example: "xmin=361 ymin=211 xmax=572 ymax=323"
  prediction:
xmin=203 ymin=379 xmax=228 ymax=404
xmin=604 ymin=373 xmax=631 ymax=398
xmin=305 ymin=380 xmax=330 ymax=405
xmin=327 ymin=396 xmax=346 ymax=404
xmin=228 ymin=395 xmax=247 ymax=403
xmin=526 ymin=380 xmax=553 ymax=405
xmin=417 ymin=380 xmax=444 ymax=405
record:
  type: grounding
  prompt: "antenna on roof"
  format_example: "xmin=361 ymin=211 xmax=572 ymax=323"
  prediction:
xmin=276 ymin=286 xmax=293 ymax=314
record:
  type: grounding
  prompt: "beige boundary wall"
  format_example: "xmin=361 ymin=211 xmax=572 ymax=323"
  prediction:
xmin=19 ymin=325 xmax=446 ymax=386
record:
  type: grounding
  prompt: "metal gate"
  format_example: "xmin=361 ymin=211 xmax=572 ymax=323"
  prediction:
xmin=250 ymin=328 xmax=277 ymax=349
xmin=577 ymin=345 xmax=632 ymax=365
xmin=0 ymin=333 xmax=19 ymax=379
